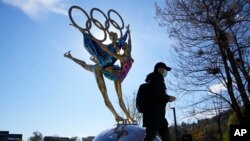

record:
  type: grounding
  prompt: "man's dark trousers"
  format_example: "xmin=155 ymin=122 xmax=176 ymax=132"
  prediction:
xmin=144 ymin=118 xmax=171 ymax=141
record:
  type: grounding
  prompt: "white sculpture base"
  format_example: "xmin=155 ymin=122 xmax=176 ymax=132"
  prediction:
xmin=93 ymin=124 xmax=160 ymax=141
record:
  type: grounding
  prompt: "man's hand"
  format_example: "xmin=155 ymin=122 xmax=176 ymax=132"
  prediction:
xmin=168 ymin=96 xmax=176 ymax=102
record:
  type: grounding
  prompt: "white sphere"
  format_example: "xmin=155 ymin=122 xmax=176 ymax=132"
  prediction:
xmin=93 ymin=124 xmax=160 ymax=141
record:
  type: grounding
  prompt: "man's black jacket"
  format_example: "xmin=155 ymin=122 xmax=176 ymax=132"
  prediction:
xmin=143 ymin=71 xmax=170 ymax=127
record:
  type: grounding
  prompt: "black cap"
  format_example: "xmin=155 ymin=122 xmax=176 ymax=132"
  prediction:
xmin=154 ymin=62 xmax=171 ymax=72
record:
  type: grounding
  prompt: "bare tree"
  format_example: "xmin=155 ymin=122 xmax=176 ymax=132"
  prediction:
xmin=123 ymin=91 xmax=143 ymax=125
xmin=28 ymin=131 xmax=43 ymax=141
xmin=155 ymin=0 xmax=250 ymax=124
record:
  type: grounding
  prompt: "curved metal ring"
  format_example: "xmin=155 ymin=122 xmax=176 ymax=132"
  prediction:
xmin=91 ymin=18 xmax=106 ymax=31
xmin=108 ymin=9 xmax=124 ymax=30
xmin=90 ymin=8 xmax=110 ymax=30
xmin=109 ymin=19 xmax=121 ymax=29
xmin=85 ymin=19 xmax=92 ymax=32
xmin=88 ymin=19 xmax=107 ymax=42
xmin=68 ymin=6 xmax=92 ymax=32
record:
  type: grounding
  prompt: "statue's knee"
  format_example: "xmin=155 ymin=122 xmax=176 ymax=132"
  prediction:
xmin=94 ymin=65 xmax=102 ymax=71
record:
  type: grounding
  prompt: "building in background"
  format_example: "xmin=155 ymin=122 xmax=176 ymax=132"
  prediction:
xmin=82 ymin=136 xmax=94 ymax=141
xmin=43 ymin=136 xmax=69 ymax=141
xmin=0 ymin=131 xmax=22 ymax=141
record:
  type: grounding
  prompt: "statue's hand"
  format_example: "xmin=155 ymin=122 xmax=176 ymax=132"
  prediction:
xmin=70 ymin=23 xmax=84 ymax=32
xmin=126 ymin=24 xmax=130 ymax=30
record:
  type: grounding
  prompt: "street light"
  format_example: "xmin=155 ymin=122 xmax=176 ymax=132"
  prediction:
xmin=171 ymin=107 xmax=178 ymax=141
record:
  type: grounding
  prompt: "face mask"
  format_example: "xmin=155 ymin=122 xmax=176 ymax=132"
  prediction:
xmin=163 ymin=70 xmax=168 ymax=77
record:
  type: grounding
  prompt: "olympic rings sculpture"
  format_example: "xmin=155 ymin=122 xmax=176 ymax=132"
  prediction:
xmin=68 ymin=6 xmax=125 ymax=42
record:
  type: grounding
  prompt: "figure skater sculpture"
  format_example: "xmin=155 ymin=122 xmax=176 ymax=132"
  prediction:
xmin=64 ymin=6 xmax=134 ymax=124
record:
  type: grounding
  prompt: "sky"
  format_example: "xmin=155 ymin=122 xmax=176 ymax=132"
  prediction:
xmin=0 ymin=0 xmax=223 ymax=140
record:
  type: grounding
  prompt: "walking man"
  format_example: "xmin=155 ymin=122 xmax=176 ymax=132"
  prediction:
xmin=143 ymin=62 xmax=176 ymax=141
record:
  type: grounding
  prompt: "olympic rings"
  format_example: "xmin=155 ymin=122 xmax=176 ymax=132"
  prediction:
xmin=68 ymin=6 xmax=126 ymax=42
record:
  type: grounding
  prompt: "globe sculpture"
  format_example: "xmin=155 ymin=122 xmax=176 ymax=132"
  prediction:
xmin=93 ymin=124 xmax=160 ymax=141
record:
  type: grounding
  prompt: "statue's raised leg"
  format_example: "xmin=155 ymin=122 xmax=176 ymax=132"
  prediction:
xmin=64 ymin=51 xmax=94 ymax=72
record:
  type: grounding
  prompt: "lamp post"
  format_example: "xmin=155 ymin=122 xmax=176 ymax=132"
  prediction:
xmin=171 ymin=107 xmax=178 ymax=141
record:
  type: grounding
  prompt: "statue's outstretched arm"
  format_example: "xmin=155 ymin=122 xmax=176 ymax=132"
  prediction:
xmin=127 ymin=30 xmax=131 ymax=46
xmin=91 ymin=37 xmax=123 ymax=60
xmin=127 ymin=29 xmax=131 ymax=50
xmin=101 ymin=45 xmax=122 ymax=60
xmin=125 ymin=25 xmax=132 ymax=54
xmin=70 ymin=24 xmax=84 ymax=33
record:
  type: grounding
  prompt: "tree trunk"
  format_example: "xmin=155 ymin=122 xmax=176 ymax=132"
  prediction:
xmin=218 ymin=29 xmax=250 ymax=124
xmin=231 ymin=30 xmax=250 ymax=95
xmin=213 ymin=26 xmax=245 ymax=124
